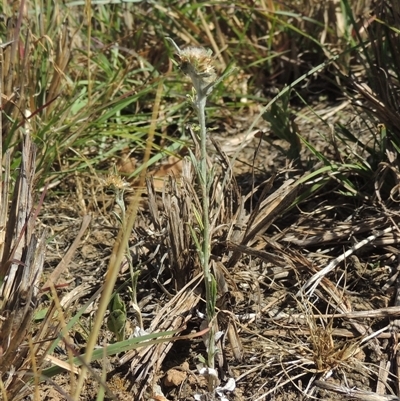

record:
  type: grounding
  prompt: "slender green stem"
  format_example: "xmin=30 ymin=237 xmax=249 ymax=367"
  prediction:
xmin=196 ymin=93 xmax=215 ymax=372
xmin=165 ymin=37 xmax=222 ymax=389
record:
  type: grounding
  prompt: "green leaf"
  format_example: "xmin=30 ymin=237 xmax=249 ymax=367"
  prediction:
xmin=107 ymin=294 xmax=127 ymax=342
xmin=41 ymin=329 xmax=179 ymax=379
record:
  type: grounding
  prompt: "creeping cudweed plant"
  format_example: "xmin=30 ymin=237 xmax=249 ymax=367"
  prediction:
xmin=166 ymin=37 xmax=234 ymax=390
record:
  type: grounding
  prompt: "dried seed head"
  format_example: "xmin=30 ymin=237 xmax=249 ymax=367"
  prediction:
xmin=103 ymin=174 xmax=129 ymax=191
xmin=166 ymin=38 xmax=219 ymax=95
xmin=177 ymin=46 xmax=217 ymax=92
xmin=179 ymin=47 xmax=216 ymax=79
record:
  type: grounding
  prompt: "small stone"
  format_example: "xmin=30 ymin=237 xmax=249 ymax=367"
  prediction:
xmin=163 ymin=368 xmax=187 ymax=387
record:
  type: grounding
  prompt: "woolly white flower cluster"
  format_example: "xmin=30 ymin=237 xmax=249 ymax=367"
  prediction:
xmin=167 ymin=38 xmax=217 ymax=94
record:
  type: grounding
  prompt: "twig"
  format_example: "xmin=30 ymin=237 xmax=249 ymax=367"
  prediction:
xmin=297 ymin=226 xmax=394 ymax=298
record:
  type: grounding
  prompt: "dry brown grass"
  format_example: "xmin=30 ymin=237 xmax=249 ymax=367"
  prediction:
xmin=0 ymin=133 xmax=47 ymax=400
xmin=4 ymin=0 xmax=400 ymax=400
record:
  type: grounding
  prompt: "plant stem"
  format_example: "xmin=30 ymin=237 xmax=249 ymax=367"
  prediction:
xmin=165 ymin=37 xmax=221 ymax=388
xmin=196 ymin=91 xmax=215 ymax=376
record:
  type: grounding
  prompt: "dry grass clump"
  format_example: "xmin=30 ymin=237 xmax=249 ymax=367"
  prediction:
xmin=123 ymin=162 xmax=305 ymax=397
xmin=0 ymin=133 xmax=49 ymax=400
xmin=119 ymin=150 xmax=242 ymax=397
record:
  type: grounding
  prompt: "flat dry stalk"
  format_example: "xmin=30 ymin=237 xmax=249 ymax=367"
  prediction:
xmin=315 ymin=379 xmax=400 ymax=400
